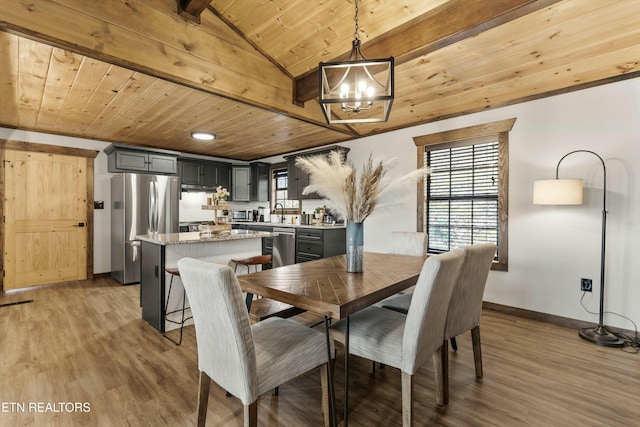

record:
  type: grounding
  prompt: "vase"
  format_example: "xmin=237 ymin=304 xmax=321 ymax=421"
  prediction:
xmin=346 ymin=221 xmax=364 ymax=273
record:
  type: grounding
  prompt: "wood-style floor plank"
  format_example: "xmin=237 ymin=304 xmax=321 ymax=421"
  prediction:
xmin=1 ymin=277 xmax=639 ymax=426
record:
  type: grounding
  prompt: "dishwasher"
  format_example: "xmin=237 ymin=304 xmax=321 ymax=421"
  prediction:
xmin=272 ymin=227 xmax=296 ymax=268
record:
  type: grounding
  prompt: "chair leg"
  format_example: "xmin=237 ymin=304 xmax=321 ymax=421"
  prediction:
xmin=244 ymin=402 xmax=258 ymax=427
xmin=401 ymin=371 xmax=414 ymax=427
xmin=197 ymin=371 xmax=211 ymax=427
xmin=432 ymin=343 xmax=448 ymax=407
xmin=442 ymin=340 xmax=450 ymax=405
xmin=320 ymin=363 xmax=332 ymax=427
xmin=471 ymin=325 xmax=483 ymax=378
xmin=450 ymin=336 xmax=458 ymax=351
xmin=369 ymin=360 xmax=376 ymax=375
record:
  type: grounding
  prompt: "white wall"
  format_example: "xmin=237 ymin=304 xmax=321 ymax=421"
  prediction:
xmin=327 ymin=78 xmax=640 ymax=331
xmin=0 ymin=128 xmax=112 ymax=274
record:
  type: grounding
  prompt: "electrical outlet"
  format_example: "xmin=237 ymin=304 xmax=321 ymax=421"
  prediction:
xmin=581 ymin=278 xmax=592 ymax=292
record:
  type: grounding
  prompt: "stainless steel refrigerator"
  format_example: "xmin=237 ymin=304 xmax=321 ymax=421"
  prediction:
xmin=111 ymin=173 xmax=179 ymax=285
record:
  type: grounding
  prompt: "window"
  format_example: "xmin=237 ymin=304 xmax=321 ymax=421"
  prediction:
xmin=270 ymin=163 xmax=300 ymax=214
xmin=414 ymin=118 xmax=514 ymax=271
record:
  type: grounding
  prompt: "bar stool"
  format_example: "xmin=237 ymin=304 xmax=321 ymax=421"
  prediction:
xmin=164 ymin=267 xmax=192 ymax=345
xmin=231 ymin=254 xmax=272 ymax=274
xmin=231 ymin=254 xmax=303 ymax=327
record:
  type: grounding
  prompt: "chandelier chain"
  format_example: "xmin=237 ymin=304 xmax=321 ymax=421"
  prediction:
xmin=353 ymin=0 xmax=359 ymax=41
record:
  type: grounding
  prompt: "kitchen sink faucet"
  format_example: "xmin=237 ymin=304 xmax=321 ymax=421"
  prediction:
xmin=273 ymin=203 xmax=285 ymax=223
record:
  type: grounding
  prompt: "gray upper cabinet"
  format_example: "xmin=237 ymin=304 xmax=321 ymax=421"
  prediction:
xmin=179 ymin=159 xmax=234 ymax=197
xmin=285 ymin=145 xmax=349 ymax=200
xmin=105 ymin=144 xmax=178 ymax=175
xmin=232 ymin=163 xmax=270 ymax=202
xmin=250 ymin=162 xmax=270 ymax=202
xmin=218 ymin=163 xmax=232 ymax=194
xmin=232 ymin=166 xmax=251 ymax=201
xmin=180 ymin=160 xmax=218 ymax=189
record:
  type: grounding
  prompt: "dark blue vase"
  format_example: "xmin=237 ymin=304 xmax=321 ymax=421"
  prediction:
xmin=346 ymin=221 xmax=364 ymax=273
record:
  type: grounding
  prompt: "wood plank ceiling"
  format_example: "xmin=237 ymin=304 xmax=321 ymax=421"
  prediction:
xmin=1 ymin=0 xmax=639 ymax=161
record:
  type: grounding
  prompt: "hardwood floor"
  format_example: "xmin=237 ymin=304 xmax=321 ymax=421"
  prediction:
xmin=1 ymin=277 xmax=639 ymax=426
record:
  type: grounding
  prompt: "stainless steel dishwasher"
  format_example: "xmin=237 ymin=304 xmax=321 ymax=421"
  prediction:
xmin=272 ymin=227 xmax=296 ymax=267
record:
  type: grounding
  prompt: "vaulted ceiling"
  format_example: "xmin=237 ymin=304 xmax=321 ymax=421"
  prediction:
xmin=1 ymin=0 xmax=639 ymax=161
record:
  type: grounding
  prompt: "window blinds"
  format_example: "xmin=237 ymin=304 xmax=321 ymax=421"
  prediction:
xmin=426 ymin=141 xmax=499 ymax=254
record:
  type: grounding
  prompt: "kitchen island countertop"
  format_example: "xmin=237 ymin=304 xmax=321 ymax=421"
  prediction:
xmin=137 ymin=229 xmax=276 ymax=246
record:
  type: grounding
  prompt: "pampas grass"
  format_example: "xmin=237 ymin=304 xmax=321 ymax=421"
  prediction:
xmin=296 ymin=150 xmax=427 ymax=222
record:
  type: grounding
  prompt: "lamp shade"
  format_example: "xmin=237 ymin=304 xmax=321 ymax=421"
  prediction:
xmin=533 ymin=179 xmax=583 ymax=205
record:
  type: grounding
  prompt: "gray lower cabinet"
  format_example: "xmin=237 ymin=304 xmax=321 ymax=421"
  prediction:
xmin=246 ymin=224 xmax=274 ymax=269
xmin=296 ymin=228 xmax=346 ymax=263
xmin=140 ymin=240 xmax=166 ymax=332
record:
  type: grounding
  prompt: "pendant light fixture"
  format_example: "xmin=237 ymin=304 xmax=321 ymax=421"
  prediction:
xmin=319 ymin=0 xmax=394 ymax=124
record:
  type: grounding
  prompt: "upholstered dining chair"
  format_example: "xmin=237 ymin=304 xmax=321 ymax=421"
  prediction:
xmin=390 ymin=231 xmax=428 ymax=257
xmin=381 ymin=243 xmax=496 ymax=404
xmin=176 ymin=258 xmax=334 ymax=427
xmin=368 ymin=231 xmax=428 ymax=374
xmin=328 ymin=250 xmax=465 ymax=425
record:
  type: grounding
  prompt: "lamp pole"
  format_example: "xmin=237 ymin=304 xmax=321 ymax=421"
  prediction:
xmin=555 ymin=150 xmax=623 ymax=347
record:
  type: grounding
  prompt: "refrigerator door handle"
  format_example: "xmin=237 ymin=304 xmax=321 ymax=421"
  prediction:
xmin=149 ymin=180 xmax=158 ymax=233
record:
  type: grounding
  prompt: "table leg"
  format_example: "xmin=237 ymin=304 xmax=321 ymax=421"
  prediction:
xmin=324 ymin=316 xmax=337 ymax=427
xmin=344 ymin=315 xmax=349 ymax=427
xmin=245 ymin=292 xmax=253 ymax=312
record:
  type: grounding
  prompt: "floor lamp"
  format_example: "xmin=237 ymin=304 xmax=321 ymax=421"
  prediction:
xmin=533 ymin=150 xmax=624 ymax=348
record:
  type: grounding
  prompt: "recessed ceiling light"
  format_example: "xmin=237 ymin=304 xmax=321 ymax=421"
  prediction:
xmin=191 ymin=132 xmax=215 ymax=141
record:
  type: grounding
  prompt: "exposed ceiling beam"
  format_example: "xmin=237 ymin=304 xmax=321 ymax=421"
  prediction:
xmin=177 ymin=0 xmax=212 ymax=23
xmin=0 ymin=0 xmax=347 ymax=132
xmin=294 ymin=0 xmax=561 ymax=104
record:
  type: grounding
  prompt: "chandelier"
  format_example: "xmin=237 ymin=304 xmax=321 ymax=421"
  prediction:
xmin=319 ymin=0 xmax=394 ymax=124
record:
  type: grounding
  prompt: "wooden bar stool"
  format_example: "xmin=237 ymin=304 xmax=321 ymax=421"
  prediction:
xmin=232 ymin=254 xmax=303 ymax=328
xmin=164 ymin=267 xmax=192 ymax=345
xmin=231 ymin=254 xmax=272 ymax=274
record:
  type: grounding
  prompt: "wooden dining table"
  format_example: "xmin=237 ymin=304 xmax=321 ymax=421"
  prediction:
xmin=237 ymin=252 xmax=428 ymax=427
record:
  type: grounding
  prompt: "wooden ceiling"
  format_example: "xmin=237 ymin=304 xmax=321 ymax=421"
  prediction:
xmin=1 ymin=0 xmax=639 ymax=161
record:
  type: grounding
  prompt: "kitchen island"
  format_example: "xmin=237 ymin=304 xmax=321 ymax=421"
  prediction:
xmin=137 ymin=229 xmax=275 ymax=332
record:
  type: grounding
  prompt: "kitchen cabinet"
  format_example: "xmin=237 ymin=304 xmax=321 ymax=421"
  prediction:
xmin=180 ymin=161 xmax=217 ymax=188
xmin=287 ymin=158 xmax=316 ymax=200
xmin=105 ymin=145 xmax=178 ymax=175
xmin=218 ymin=163 xmax=232 ymax=193
xmin=296 ymin=227 xmax=346 ymax=263
xmin=178 ymin=159 xmax=233 ymax=195
xmin=232 ymin=166 xmax=251 ymax=201
xmin=285 ymin=145 xmax=349 ymax=200
xmin=250 ymin=162 xmax=270 ymax=202
xmin=246 ymin=224 xmax=274 ymax=268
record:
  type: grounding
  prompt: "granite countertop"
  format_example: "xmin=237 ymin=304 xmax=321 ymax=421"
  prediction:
xmin=231 ymin=221 xmax=346 ymax=229
xmin=137 ymin=229 xmax=276 ymax=246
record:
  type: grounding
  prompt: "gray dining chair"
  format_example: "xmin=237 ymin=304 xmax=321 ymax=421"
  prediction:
xmin=369 ymin=231 xmax=428 ymax=374
xmin=381 ymin=243 xmax=496 ymax=404
xmin=328 ymin=250 xmax=465 ymax=425
xmin=177 ymin=257 xmax=334 ymax=427
xmin=390 ymin=231 xmax=428 ymax=257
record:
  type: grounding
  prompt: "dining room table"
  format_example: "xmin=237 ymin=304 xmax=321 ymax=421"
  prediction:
xmin=237 ymin=251 xmax=428 ymax=427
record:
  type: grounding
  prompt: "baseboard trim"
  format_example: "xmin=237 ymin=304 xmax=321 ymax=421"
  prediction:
xmin=482 ymin=301 xmax=634 ymax=337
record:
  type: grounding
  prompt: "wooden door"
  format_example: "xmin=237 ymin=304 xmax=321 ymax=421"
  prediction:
xmin=3 ymin=150 xmax=88 ymax=290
